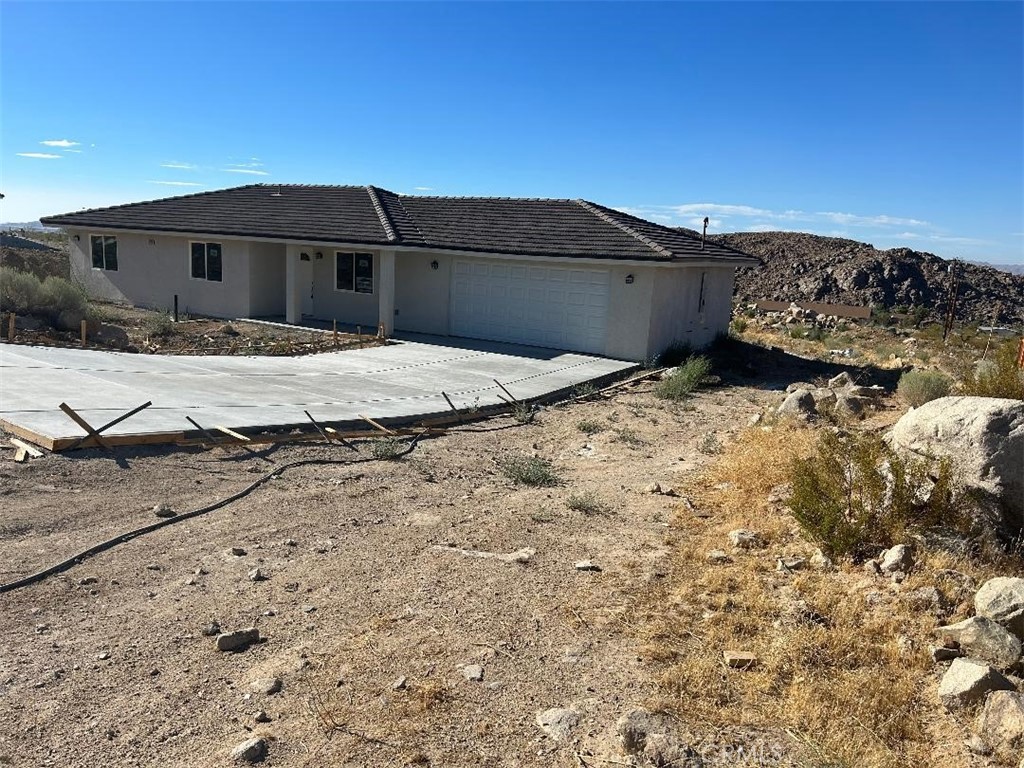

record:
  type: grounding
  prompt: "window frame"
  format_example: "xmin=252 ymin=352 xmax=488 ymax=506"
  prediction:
xmin=188 ymin=241 xmax=224 ymax=283
xmin=89 ymin=234 xmax=118 ymax=271
xmin=335 ymin=251 xmax=374 ymax=295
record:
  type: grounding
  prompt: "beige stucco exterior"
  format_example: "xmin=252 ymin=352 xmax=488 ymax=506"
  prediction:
xmin=65 ymin=228 xmax=741 ymax=361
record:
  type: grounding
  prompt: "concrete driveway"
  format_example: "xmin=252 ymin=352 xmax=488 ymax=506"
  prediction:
xmin=0 ymin=336 xmax=634 ymax=448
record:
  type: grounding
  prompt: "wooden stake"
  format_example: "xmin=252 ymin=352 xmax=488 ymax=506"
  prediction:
xmin=493 ymin=379 xmax=519 ymax=403
xmin=304 ymin=410 xmax=333 ymax=443
xmin=58 ymin=403 xmax=112 ymax=451
xmin=358 ymin=414 xmax=397 ymax=435
xmin=441 ymin=391 xmax=464 ymax=424
xmin=323 ymin=427 xmax=362 ymax=452
xmin=10 ymin=438 xmax=43 ymax=458
xmin=213 ymin=425 xmax=250 ymax=442
xmin=7 ymin=313 xmax=14 ymax=342
xmin=63 ymin=401 xmax=153 ymax=451
xmin=80 ymin=319 xmax=88 ymax=346
xmin=333 ymin=319 xmax=338 ymax=348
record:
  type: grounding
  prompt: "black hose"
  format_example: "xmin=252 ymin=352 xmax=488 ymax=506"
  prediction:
xmin=0 ymin=434 xmax=425 ymax=594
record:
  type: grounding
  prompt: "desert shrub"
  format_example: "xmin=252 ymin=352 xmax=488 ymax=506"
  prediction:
xmin=143 ymin=312 xmax=174 ymax=338
xmin=612 ymin=427 xmax=645 ymax=446
xmin=897 ymin=369 xmax=952 ymax=407
xmin=369 ymin=437 xmax=403 ymax=461
xmin=34 ymin=275 xmax=89 ymax=329
xmin=0 ymin=266 xmax=43 ymax=314
xmin=510 ymin=400 xmax=535 ymax=424
xmin=566 ymin=491 xmax=612 ymax=516
xmin=789 ymin=430 xmax=963 ymax=559
xmin=960 ymin=339 xmax=1024 ymax=400
xmin=498 ymin=455 xmax=559 ymax=487
xmin=655 ymin=355 xmax=712 ymax=400
xmin=571 ymin=381 xmax=597 ymax=399
xmin=576 ymin=419 xmax=605 ymax=435
xmin=730 ymin=317 xmax=748 ymax=335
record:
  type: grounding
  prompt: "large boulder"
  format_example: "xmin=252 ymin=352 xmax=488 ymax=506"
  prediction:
xmin=978 ymin=690 xmax=1024 ymax=763
xmin=936 ymin=617 xmax=1022 ymax=670
xmin=887 ymin=397 xmax=1024 ymax=536
xmin=938 ymin=658 xmax=1015 ymax=710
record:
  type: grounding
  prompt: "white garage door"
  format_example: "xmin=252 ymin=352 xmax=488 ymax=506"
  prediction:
xmin=450 ymin=261 xmax=609 ymax=353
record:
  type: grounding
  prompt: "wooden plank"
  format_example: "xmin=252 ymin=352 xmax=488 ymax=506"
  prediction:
xmin=0 ymin=419 xmax=59 ymax=452
xmin=58 ymin=403 xmax=111 ymax=451
xmin=13 ymin=447 xmax=27 ymax=463
xmin=213 ymin=425 xmax=250 ymax=442
xmin=50 ymin=430 xmax=183 ymax=452
xmin=9 ymin=438 xmax=43 ymax=457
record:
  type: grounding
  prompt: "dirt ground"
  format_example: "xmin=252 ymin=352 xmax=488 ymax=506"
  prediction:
xmin=0 ymin=356 xmax=814 ymax=768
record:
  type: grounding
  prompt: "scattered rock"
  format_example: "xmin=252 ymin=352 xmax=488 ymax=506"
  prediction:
xmin=430 ymin=545 xmax=535 ymax=564
xmin=938 ymin=658 xmax=1015 ymax=710
xmin=977 ymin=690 xmax=1024 ymax=760
xmin=574 ymin=560 xmax=602 ymax=572
xmin=283 ymin=538 xmax=297 ymax=547
xmin=79 ymin=576 xmax=98 ymax=586
xmin=201 ymin=621 xmax=221 ymax=637
xmin=535 ymin=708 xmax=579 ymax=742
xmin=145 ymin=563 xmax=162 ymax=571
xmin=976 ymin=577 xmax=1024 ymax=640
xmin=864 ymin=560 xmax=882 ymax=576
xmin=643 ymin=732 xmax=699 ymax=767
xmin=229 ymin=547 xmax=247 ymax=557
xmin=248 ymin=568 xmax=268 ymax=582
xmin=462 ymin=665 xmax=484 ymax=682
xmin=392 ymin=676 xmax=407 ymax=691
xmin=230 ymin=737 xmax=267 ymax=763
xmin=777 ymin=389 xmax=817 ymax=420
xmin=887 ymin=396 xmax=1024 ymax=538
xmin=903 ymin=586 xmax=947 ymax=617
xmin=965 ymin=734 xmax=992 ymax=756
xmin=644 ymin=481 xmax=662 ymax=494
xmin=254 ymin=710 xmax=271 ymax=724
xmin=809 ymin=549 xmax=834 ymax=570
xmin=152 ymin=502 xmax=176 ymax=518
xmin=250 ymin=677 xmax=282 ymax=695
xmin=723 ymin=650 xmax=758 ymax=669
xmin=706 ymin=549 xmax=732 ymax=564
xmin=931 ymin=645 xmax=963 ymax=663
xmin=617 ymin=709 xmax=658 ymax=754
xmin=936 ymin=617 xmax=1022 ymax=670
xmin=215 ymin=627 xmax=260 ymax=652
xmin=828 ymin=372 xmax=855 ymax=389
xmin=728 ymin=529 xmax=764 ymax=549
xmin=879 ymin=544 xmax=913 ymax=574
xmin=776 ymin=556 xmax=806 ymax=572
xmin=834 ymin=393 xmax=870 ymax=420
xmin=97 ymin=651 xmax=111 ymax=661
xmin=220 ymin=323 xmax=240 ymax=336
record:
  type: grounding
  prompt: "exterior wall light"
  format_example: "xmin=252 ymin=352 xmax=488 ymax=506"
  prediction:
xmin=625 ymin=274 xmax=634 ymax=284
xmin=430 ymin=260 xmax=439 ymax=270
xmin=300 ymin=252 xmax=310 ymax=261
xmin=315 ymin=252 xmax=323 ymax=259
xmin=73 ymin=234 xmax=81 ymax=241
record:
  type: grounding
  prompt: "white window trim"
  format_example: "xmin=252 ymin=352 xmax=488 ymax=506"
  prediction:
xmin=89 ymin=234 xmax=118 ymax=271
xmin=334 ymin=251 xmax=375 ymax=295
xmin=188 ymin=240 xmax=224 ymax=283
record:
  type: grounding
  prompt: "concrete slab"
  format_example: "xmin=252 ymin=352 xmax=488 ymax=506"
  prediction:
xmin=0 ymin=338 xmax=635 ymax=448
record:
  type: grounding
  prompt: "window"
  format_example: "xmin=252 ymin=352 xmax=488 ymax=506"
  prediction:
xmin=90 ymin=235 xmax=118 ymax=271
xmin=336 ymin=252 xmax=373 ymax=294
xmin=190 ymin=242 xmax=223 ymax=282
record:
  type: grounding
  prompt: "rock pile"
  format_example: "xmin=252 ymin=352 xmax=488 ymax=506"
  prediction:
xmin=935 ymin=576 xmax=1024 ymax=763
xmin=776 ymin=371 xmax=886 ymax=422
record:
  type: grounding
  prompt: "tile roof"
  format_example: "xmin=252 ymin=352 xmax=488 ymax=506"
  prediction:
xmin=41 ymin=184 xmax=756 ymax=264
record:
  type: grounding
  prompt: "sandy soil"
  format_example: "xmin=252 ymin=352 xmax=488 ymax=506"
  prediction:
xmin=0 ymin=369 xmax=792 ymax=768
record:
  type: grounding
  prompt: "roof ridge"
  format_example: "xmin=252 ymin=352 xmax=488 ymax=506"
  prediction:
xmin=365 ymin=185 xmax=398 ymax=242
xmin=47 ymin=184 xmax=265 ymax=219
xmin=378 ymin=189 xmax=427 ymax=244
xmin=573 ymin=199 xmax=674 ymax=258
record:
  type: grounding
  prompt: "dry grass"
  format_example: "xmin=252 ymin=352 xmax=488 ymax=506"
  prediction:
xmin=635 ymin=422 xmax=999 ymax=768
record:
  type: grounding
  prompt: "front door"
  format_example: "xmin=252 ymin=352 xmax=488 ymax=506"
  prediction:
xmin=298 ymin=255 xmax=314 ymax=317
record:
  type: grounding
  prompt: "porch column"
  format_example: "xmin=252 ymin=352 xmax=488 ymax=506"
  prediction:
xmin=378 ymin=249 xmax=396 ymax=336
xmin=285 ymin=245 xmax=303 ymax=324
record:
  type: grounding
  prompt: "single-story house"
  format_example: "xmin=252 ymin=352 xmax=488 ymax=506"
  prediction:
xmin=40 ymin=185 xmax=757 ymax=361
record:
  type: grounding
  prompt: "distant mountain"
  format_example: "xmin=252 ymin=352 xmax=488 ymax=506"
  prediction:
xmin=969 ymin=261 xmax=1024 ymax=277
xmin=687 ymin=230 xmax=1024 ymax=326
xmin=0 ymin=221 xmax=54 ymax=231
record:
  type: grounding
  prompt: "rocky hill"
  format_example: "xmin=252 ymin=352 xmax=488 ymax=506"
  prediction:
xmin=691 ymin=230 xmax=1024 ymax=326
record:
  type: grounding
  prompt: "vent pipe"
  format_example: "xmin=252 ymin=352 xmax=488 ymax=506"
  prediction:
xmin=701 ymin=216 xmax=709 ymax=249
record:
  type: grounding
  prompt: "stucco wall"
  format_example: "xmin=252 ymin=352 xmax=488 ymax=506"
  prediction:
xmin=646 ymin=265 xmax=734 ymax=357
xmin=67 ymin=229 xmax=251 ymax=318
xmin=395 ymin=251 xmax=451 ymax=335
xmin=309 ymin=249 xmax=379 ymax=327
xmin=604 ymin=265 xmax=655 ymax=361
xmin=248 ymin=242 xmax=286 ymax=316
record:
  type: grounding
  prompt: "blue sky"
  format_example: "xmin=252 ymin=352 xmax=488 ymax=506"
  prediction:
xmin=2 ymin=1 xmax=1022 ymax=263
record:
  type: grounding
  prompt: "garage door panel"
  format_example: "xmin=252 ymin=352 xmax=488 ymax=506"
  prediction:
xmin=450 ymin=260 xmax=609 ymax=353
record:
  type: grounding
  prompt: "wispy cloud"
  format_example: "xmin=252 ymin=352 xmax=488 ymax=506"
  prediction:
xmin=414 ymin=186 xmax=434 ymax=191
xmin=147 ymin=180 xmax=205 ymax=187
xmin=161 ymin=162 xmax=198 ymax=170
xmin=40 ymin=139 xmax=80 ymax=148
xmin=16 ymin=152 xmax=62 ymax=159
xmin=223 ymin=168 xmax=270 ymax=176
xmin=817 ymin=211 xmax=929 ymax=228
xmin=63 ymin=149 xmax=83 ymax=154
